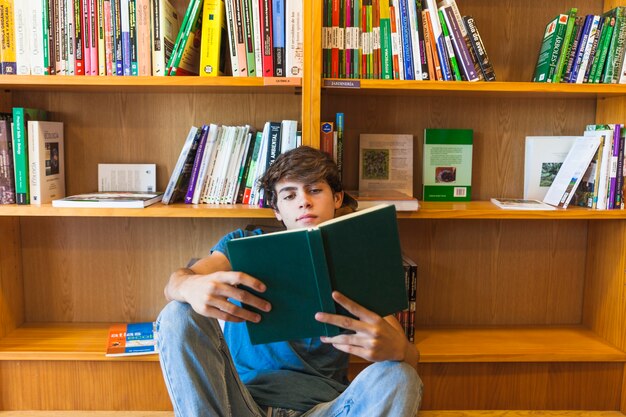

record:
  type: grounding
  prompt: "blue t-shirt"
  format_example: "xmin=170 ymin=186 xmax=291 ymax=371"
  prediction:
xmin=212 ymin=229 xmax=350 ymax=411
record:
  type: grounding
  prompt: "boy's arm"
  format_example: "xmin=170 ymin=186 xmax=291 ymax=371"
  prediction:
xmin=165 ymin=251 xmax=271 ymax=323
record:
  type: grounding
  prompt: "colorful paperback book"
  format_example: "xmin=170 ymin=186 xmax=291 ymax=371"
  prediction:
xmin=227 ymin=204 xmax=408 ymax=345
xmin=105 ymin=322 xmax=158 ymax=357
xmin=490 ymin=198 xmax=556 ymax=211
xmin=0 ymin=119 xmax=15 ymax=204
xmin=52 ymin=191 xmax=164 ymax=208
xmin=423 ymin=128 xmax=473 ymax=201
xmin=532 ymin=13 xmax=569 ymax=82
xmin=359 ymin=133 xmax=413 ymax=196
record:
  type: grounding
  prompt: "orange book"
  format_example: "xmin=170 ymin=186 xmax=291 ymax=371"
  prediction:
xmin=106 ymin=322 xmax=158 ymax=357
xmin=422 ymin=9 xmax=442 ymax=80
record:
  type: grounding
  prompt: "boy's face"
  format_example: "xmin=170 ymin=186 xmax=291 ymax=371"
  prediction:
xmin=273 ymin=180 xmax=343 ymax=230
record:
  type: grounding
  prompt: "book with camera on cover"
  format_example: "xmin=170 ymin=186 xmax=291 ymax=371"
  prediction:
xmin=227 ymin=204 xmax=408 ymax=345
xmin=106 ymin=322 xmax=158 ymax=357
xmin=423 ymin=128 xmax=473 ymax=201
xmin=358 ymin=134 xmax=413 ymax=196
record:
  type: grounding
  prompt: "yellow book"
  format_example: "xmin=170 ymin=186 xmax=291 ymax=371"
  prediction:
xmin=199 ymin=0 xmax=226 ymax=76
xmin=0 ymin=0 xmax=16 ymax=74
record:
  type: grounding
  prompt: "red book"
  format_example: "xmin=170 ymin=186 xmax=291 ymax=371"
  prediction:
xmin=331 ymin=0 xmax=339 ymax=77
xmin=259 ymin=0 xmax=274 ymax=76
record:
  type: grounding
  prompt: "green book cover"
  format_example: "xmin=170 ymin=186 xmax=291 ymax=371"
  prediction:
xmin=379 ymin=0 xmax=393 ymax=79
xmin=12 ymin=108 xmax=48 ymax=205
xmin=438 ymin=9 xmax=462 ymax=81
xmin=167 ymin=0 xmax=202 ymax=75
xmin=423 ymin=128 xmax=473 ymax=201
xmin=590 ymin=13 xmax=615 ymax=83
xmin=227 ymin=204 xmax=408 ymax=345
xmin=602 ymin=6 xmax=626 ymax=83
xmin=533 ymin=14 xmax=567 ymax=82
xmin=553 ymin=8 xmax=577 ymax=83
xmin=166 ymin=0 xmax=199 ymax=74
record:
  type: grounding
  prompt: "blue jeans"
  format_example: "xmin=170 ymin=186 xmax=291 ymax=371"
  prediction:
xmin=157 ymin=301 xmax=423 ymax=417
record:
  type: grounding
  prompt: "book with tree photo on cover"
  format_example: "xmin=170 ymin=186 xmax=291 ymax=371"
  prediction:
xmin=227 ymin=204 xmax=408 ymax=345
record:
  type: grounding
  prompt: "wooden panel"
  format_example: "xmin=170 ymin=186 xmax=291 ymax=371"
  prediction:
xmin=622 ymin=364 xmax=626 ymax=413
xmin=11 ymin=91 xmax=301 ymax=196
xmin=584 ymin=221 xmax=626 ymax=351
xmin=346 ymin=362 xmax=623 ymax=410
xmin=321 ymin=95 xmax=596 ymax=199
xmin=20 ymin=217 xmax=281 ymax=322
xmin=0 ymin=218 xmax=23 ymax=337
xmin=399 ymin=220 xmax=587 ymax=326
xmin=597 ymin=97 xmax=626 ymax=124
xmin=303 ymin=0 xmax=320 ymax=147
xmin=0 ymin=361 xmax=171 ymax=410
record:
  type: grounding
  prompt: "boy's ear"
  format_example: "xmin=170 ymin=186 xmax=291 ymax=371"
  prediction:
xmin=334 ymin=191 xmax=344 ymax=209
xmin=273 ymin=209 xmax=283 ymax=222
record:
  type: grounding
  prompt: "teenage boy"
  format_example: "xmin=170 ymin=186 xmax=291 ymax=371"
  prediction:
xmin=158 ymin=146 xmax=422 ymax=417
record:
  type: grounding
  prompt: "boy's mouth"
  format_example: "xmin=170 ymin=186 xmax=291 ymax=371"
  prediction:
xmin=297 ymin=214 xmax=317 ymax=222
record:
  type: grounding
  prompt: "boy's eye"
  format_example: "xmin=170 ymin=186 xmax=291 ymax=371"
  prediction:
xmin=310 ymin=188 xmax=322 ymax=194
xmin=282 ymin=193 xmax=295 ymax=200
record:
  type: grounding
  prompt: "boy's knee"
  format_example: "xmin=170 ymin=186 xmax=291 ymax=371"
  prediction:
xmin=157 ymin=301 xmax=197 ymax=340
xmin=365 ymin=361 xmax=423 ymax=393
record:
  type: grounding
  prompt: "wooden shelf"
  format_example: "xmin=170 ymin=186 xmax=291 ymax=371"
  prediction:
xmin=2 ymin=324 xmax=623 ymax=363
xmin=0 ymin=75 xmax=302 ymax=93
xmin=1 ymin=201 xmax=624 ymax=219
xmin=322 ymin=79 xmax=626 ymax=98
xmin=0 ymin=412 xmax=623 ymax=417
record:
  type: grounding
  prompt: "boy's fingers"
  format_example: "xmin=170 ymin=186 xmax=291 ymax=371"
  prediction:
xmin=331 ymin=291 xmax=378 ymax=322
xmin=219 ymin=271 xmax=267 ymax=293
xmin=218 ymin=284 xmax=271 ymax=313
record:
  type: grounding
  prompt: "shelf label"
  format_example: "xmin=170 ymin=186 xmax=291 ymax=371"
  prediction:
xmin=323 ymin=79 xmax=361 ymax=88
xmin=264 ymin=77 xmax=302 ymax=86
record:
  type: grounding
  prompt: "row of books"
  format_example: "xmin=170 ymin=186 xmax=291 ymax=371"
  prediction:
xmin=0 ymin=107 xmax=67 ymax=206
xmin=542 ymin=124 xmax=625 ymax=210
xmin=162 ymin=120 xmax=301 ymax=206
xmin=532 ymin=7 xmax=626 ymax=84
xmin=2 ymin=0 xmax=303 ymax=78
xmin=322 ymin=0 xmax=496 ymax=81
xmin=394 ymin=254 xmax=417 ymax=342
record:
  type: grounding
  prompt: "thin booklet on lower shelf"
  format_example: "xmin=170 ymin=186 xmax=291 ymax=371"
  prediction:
xmin=227 ymin=204 xmax=408 ymax=345
xmin=106 ymin=322 xmax=158 ymax=357
xmin=52 ymin=192 xmax=164 ymax=208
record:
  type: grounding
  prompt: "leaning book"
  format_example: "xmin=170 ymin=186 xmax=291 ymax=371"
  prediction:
xmin=227 ymin=204 xmax=408 ymax=345
xmin=105 ymin=322 xmax=158 ymax=357
xmin=52 ymin=192 xmax=164 ymax=208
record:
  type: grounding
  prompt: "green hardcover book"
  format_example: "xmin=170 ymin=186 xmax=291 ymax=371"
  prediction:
xmin=602 ymin=6 xmax=626 ymax=83
xmin=438 ymin=9 xmax=462 ymax=81
xmin=589 ymin=14 xmax=614 ymax=84
xmin=167 ymin=0 xmax=202 ymax=75
xmin=12 ymin=108 xmax=49 ymax=205
xmin=532 ymin=14 xmax=568 ymax=82
xmin=379 ymin=0 xmax=393 ymax=79
xmin=423 ymin=128 xmax=473 ymax=201
xmin=553 ymin=8 xmax=577 ymax=83
xmin=242 ymin=0 xmax=256 ymax=77
xmin=227 ymin=204 xmax=408 ymax=345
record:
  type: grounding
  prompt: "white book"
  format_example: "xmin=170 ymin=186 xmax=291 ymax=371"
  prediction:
xmin=251 ymin=0 xmax=263 ymax=77
xmin=212 ymin=126 xmax=237 ymax=204
xmin=359 ymin=133 xmax=413 ymax=196
xmin=223 ymin=0 xmax=240 ymax=76
xmin=28 ymin=121 xmax=65 ymax=205
xmin=619 ymin=41 xmax=626 ymax=83
xmin=285 ymin=0 xmax=303 ymax=77
xmin=584 ymin=129 xmax=613 ymax=210
xmin=250 ymin=122 xmax=271 ymax=205
xmin=192 ymin=124 xmax=220 ymax=204
xmin=14 ymin=1 xmax=30 ymax=75
xmin=230 ymin=128 xmax=254 ymax=204
xmin=392 ymin=0 xmax=405 ymax=80
xmin=280 ymin=120 xmax=297 ymax=154
xmin=53 ymin=191 xmax=163 ymax=208
xmin=55 ymin=0 xmax=66 ymax=75
xmin=98 ymin=163 xmax=157 ymax=192
xmin=490 ymin=198 xmax=556 ymax=211
xmin=406 ymin=0 xmax=423 ymax=80
xmin=543 ymin=136 xmax=601 ymax=208
xmin=224 ymin=126 xmax=250 ymax=204
xmin=524 ymin=136 xmax=577 ymax=200
xmin=200 ymin=126 xmax=226 ymax=203
xmin=27 ymin=0 xmax=46 ymax=75
xmin=65 ymin=0 xmax=76 ymax=76
xmin=151 ymin=0 xmax=180 ymax=75
xmin=575 ymin=15 xmax=600 ymax=84
xmin=162 ymin=126 xmax=199 ymax=204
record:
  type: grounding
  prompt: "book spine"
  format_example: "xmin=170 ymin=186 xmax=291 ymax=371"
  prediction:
xmin=12 ymin=108 xmax=29 ymax=204
xmin=103 ymin=0 xmax=113 ymax=74
xmin=568 ymin=14 xmax=593 ymax=83
xmin=235 ymin=131 xmax=256 ymax=203
xmin=388 ymin=0 xmax=400 ymax=79
xmin=199 ymin=0 xmax=223 ymax=76
xmin=576 ymin=15 xmax=600 ymax=84
xmin=74 ymin=0 xmax=84 ymax=75
xmin=616 ymin=125 xmax=625 ymax=208
xmin=259 ymin=0 xmax=273 ymax=76
xmin=185 ymin=125 xmax=210 ymax=204
xmin=27 ymin=121 xmax=40 ymax=204
xmin=14 ymin=0 xmax=29 ymax=74
xmin=89 ymin=0 xmax=98 ymax=74
xmin=250 ymin=0 xmax=263 ymax=77
xmin=285 ymin=0 xmax=302 ymax=77
xmin=397 ymin=0 xmax=413 ymax=80
xmin=150 ymin=0 xmax=161 ymax=74
xmin=337 ymin=0 xmax=345 ymax=77
xmin=242 ymin=130 xmax=262 ymax=204
xmin=422 ymin=9 xmax=439 ymax=80
xmin=27 ymin=0 xmax=45 ymax=75
xmin=233 ymin=0 xmax=248 ymax=75
xmin=584 ymin=15 xmax=606 ymax=83
xmin=162 ymin=126 xmax=199 ymax=204
xmin=377 ymin=0 xmax=392 ymax=79
xmin=0 ymin=0 xmax=16 ymax=74
xmin=128 ymin=0 xmax=138 ymax=75
xmin=120 ymin=0 xmax=130 ymax=75
xmin=322 ymin=0 xmax=330 ymax=77
xmin=414 ymin=0 xmax=428 ymax=80
xmin=436 ymin=9 xmax=455 ymax=80
xmin=113 ymin=0 xmax=122 ymax=74
xmin=192 ymin=124 xmax=219 ymax=204
xmin=223 ymin=0 xmax=239 ymax=76
xmin=405 ymin=0 xmax=420 ymax=80
xmin=135 ymin=0 xmax=149 ymax=75
xmin=82 ymin=0 xmax=92 ymax=74
xmin=442 ymin=5 xmax=477 ymax=81
xmin=463 ymin=15 xmax=495 ymax=81
xmin=372 ymin=0 xmax=380 ymax=79
xmin=553 ymin=9 xmax=576 ymax=82
xmin=344 ymin=0 xmax=352 ymax=78
xmin=66 ymin=0 xmax=76 ymax=75
xmin=272 ymin=0 xmax=284 ymax=76
xmin=591 ymin=15 xmax=615 ymax=83
xmin=352 ymin=0 xmax=360 ymax=79
xmin=0 ymin=119 xmax=15 ymax=204
xmin=562 ymin=16 xmax=584 ymax=82
xmin=241 ymin=0 xmax=256 ymax=76
xmin=97 ymin=0 xmax=105 ymax=74
xmin=166 ymin=0 xmax=194 ymax=75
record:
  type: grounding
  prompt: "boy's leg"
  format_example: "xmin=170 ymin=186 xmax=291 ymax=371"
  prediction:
xmin=301 ymin=361 xmax=423 ymax=417
xmin=157 ymin=301 xmax=264 ymax=417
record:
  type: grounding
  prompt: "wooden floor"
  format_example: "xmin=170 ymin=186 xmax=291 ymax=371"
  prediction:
xmin=0 ymin=411 xmax=623 ymax=417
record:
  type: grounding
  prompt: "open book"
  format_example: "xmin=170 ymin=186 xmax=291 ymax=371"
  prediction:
xmin=227 ymin=204 xmax=408 ymax=345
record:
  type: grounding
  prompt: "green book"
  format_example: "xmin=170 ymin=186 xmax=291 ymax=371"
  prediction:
xmin=438 ymin=9 xmax=462 ymax=81
xmin=553 ymin=8 xmax=577 ymax=83
xmin=12 ymin=108 xmax=48 ymax=205
xmin=423 ymin=128 xmax=473 ymax=201
xmin=590 ymin=13 xmax=615 ymax=83
xmin=167 ymin=0 xmax=202 ymax=75
xmin=532 ymin=14 xmax=568 ymax=82
xmin=379 ymin=0 xmax=393 ymax=79
xmin=227 ymin=204 xmax=408 ymax=345
xmin=602 ymin=6 xmax=626 ymax=84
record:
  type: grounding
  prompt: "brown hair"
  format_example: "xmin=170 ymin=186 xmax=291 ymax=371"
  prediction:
xmin=259 ymin=146 xmax=343 ymax=210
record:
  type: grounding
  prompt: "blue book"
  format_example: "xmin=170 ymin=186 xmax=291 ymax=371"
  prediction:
xmin=398 ymin=0 xmax=415 ymax=80
xmin=120 ymin=0 xmax=132 ymax=75
xmin=106 ymin=322 xmax=158 ymax=357
xmin=568 ymin=14 xmax=593 ymax=83
xmin=184 ymin=125 xmax=210 ymax=204
xmin=272 ymin=0 xmax=285 ymax=76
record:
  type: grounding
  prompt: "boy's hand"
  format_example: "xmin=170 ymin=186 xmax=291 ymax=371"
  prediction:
xmin=315 ymin=291 xmax=410 ymax=363
xmin=179 ymin=271 xmax=271 ymax=323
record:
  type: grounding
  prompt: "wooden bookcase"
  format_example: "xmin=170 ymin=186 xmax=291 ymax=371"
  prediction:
xmin=0 ymin=0 xmax=625 ymax=413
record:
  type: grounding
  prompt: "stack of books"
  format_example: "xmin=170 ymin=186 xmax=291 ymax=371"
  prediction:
xmin=322 ymin=0 xmax=495 ymax=81
xmin=532 ymin=7 xmax=626 ymax=84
